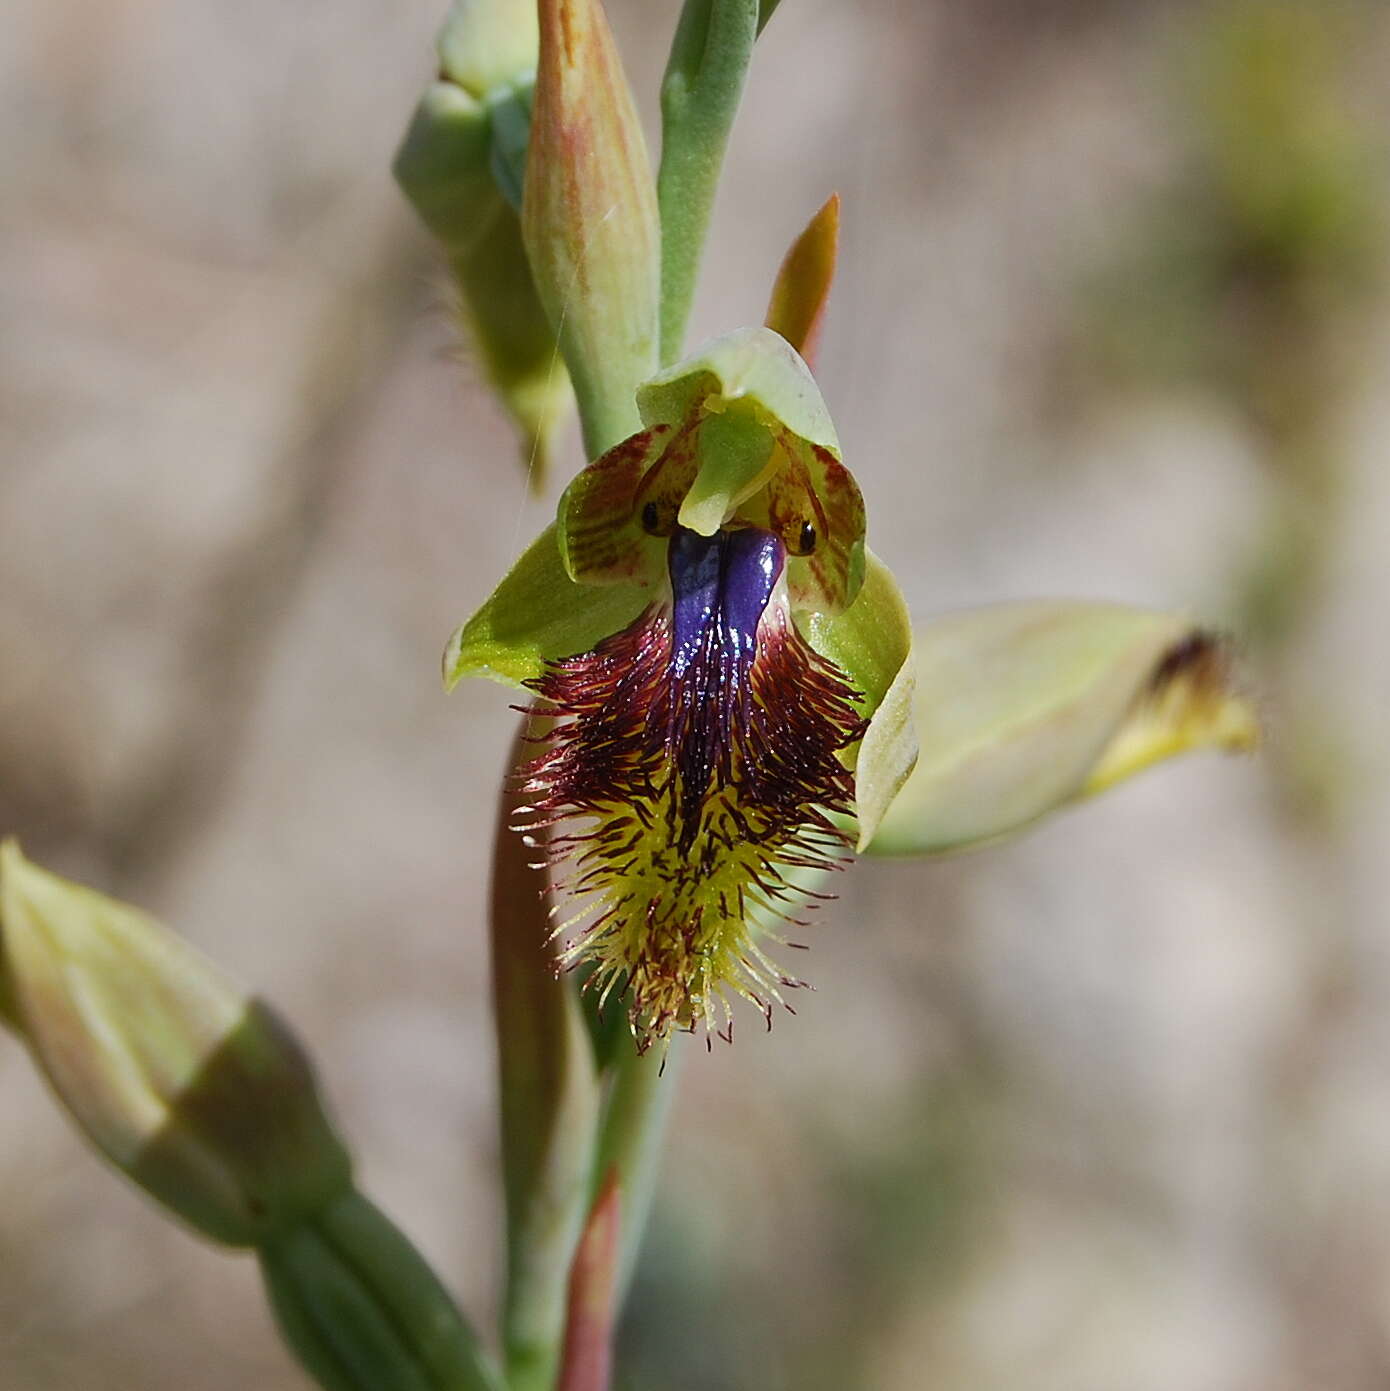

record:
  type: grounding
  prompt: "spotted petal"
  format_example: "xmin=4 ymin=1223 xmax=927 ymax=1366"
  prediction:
xmin=641 ymin=328 xmax=863 ymax=613
xmin=557 ymin=327 xmax=866 ymax=616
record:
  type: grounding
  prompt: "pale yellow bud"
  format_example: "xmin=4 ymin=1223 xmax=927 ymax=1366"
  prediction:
xmin=524 ymin=0 xmax=661 ymax=456
xmin=0 ymin=843 xmax=351 ymax=1246
xmin=866 ymin=602 xmax=1259 ymax=857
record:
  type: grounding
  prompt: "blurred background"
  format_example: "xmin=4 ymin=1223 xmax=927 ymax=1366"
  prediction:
xmin=5 ymin=0 xmax=1390 ymax=1387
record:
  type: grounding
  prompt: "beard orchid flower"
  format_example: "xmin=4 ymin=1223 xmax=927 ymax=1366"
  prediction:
xmin=447 ymin=327 xmax=916 ymax=1050
xmin=444 ymin=210 xmax=1260 ymax=1057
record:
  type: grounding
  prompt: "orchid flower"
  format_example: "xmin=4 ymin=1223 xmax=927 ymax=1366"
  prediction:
xmin=448 ymin=327 xmax=915 ymax=1049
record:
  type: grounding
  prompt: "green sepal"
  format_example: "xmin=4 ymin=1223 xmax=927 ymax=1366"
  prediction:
xmin=637 ymin=325 xmax=838 ymax=456
xmin=864 ymin=601 xmax=1260 ymax=858
xmin=802 ymin=550 xmax=917 ymax=848
xmin=556 ymin=425 xmax=675 ymax=589
xmin=444 ymin=523 xmax=649 ymax=691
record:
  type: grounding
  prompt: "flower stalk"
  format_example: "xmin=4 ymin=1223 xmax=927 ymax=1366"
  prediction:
xmin=492 ymin=725 xmax=602 ymax=1391
xmin=555 ymin=1174 xmax=623 ymax=1391
xmin=261 ymin=1190 xmax=505 ymax=1391
xmin=657 ymin=0 xmax=761 ymax=362
xmin=590 ymin=1043 xmax=678 ymax=1298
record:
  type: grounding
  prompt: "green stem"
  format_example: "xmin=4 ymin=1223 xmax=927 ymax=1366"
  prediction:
xmin=591 ymin=1042 xmax=680 ymax=1301
xmin=657 ymin=0 xmax=761 ymax=364
xmin=260 ymin=1189 xmax=505 ymax=1391
xmin=492 ymin=725 xmax=603 ymax=1391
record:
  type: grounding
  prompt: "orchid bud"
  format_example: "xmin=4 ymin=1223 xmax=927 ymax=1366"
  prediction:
xmin=394 ymin=0 xmax=570 ymax=489
xmin=0 ymin=842 xmax=350 ymax=1247
xmin=864 ymin=602 xmax=1260 ymax=858
xmin=524 ymin=0 xmax=661 ymax=456
xmin=395 ymin=0 xmax=541 ymax=249
xmin=435 ymin=0 xmax=538 ymax=101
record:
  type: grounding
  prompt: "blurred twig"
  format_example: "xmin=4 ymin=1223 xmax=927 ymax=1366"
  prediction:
xmin=102 ymin=237 xmax=430 ymax=902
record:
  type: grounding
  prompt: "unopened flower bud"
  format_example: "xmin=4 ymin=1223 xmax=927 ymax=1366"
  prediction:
xmin=865 ymin=602 xmax=1260 ymax=857
xmin=436 ymin=0 xmax=538 ymax=103
xmin=394 ymin=0 xmax=570 ymax=489
xmin=525 ymin=0 xmax=661 ymax=456
xmin=0 ymin=843 xmax=351 ymax=1247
